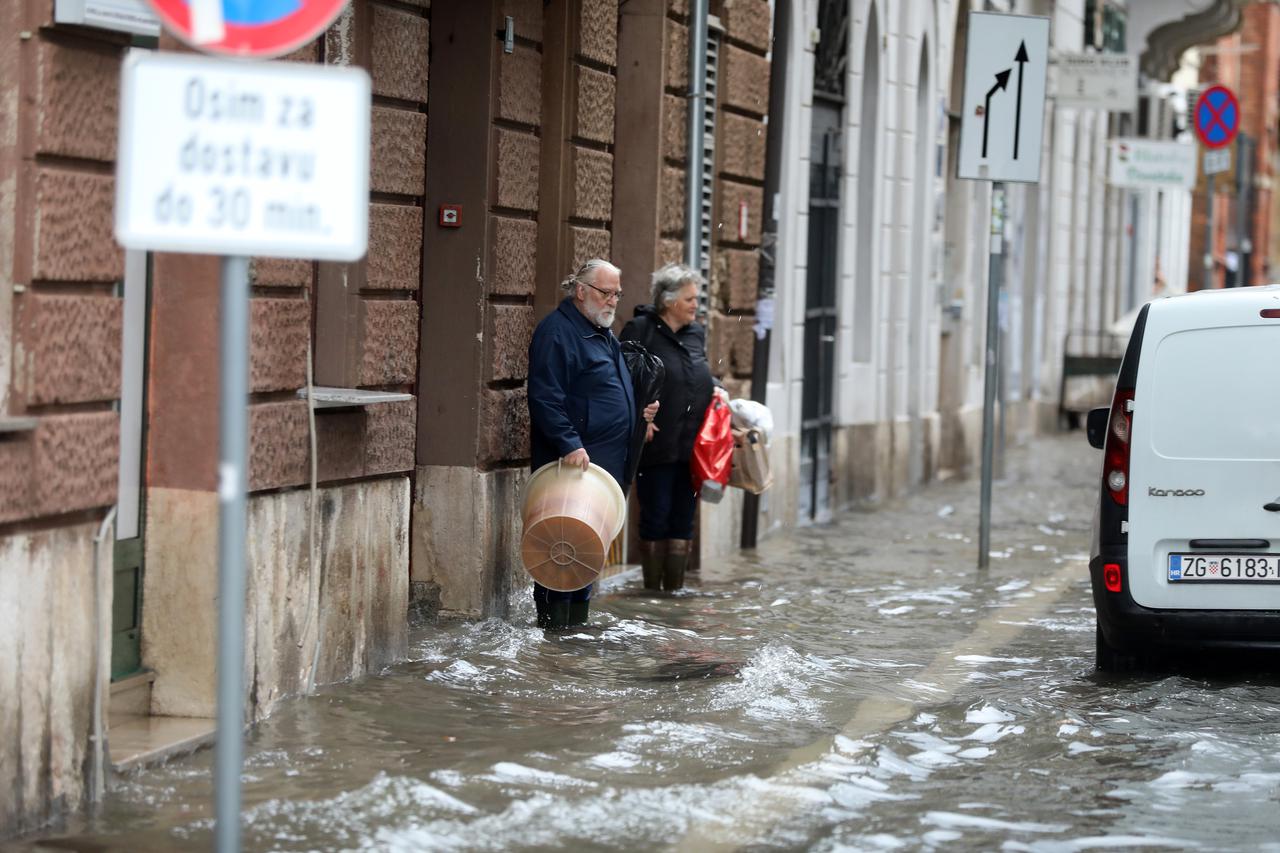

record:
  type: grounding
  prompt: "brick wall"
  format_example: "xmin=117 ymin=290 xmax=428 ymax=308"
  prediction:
xmin=1 ymin=6 xmax=124 ymax=527
xmin=708 ymin=0 xmax=770 ymax=395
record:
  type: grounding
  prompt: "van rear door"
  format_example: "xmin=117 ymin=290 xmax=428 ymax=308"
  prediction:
xmin=1128 ymin=294 xmax=1280 ymax=610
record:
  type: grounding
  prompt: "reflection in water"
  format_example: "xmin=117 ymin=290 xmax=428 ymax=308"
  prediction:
xmin=15 ymin=436 xmax=1280 ymax=852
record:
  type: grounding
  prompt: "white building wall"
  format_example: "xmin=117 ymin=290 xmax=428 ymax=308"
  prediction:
xmin=764 ymin=0 xmax=1198 ymax=533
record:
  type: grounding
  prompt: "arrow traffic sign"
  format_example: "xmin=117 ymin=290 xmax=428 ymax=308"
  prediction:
xmin=1193 ymin=85 xmax=1239 ymax=150
xmin=145 ymin=0 xmax=350 ymax=58
xmin=958 ymin=12 xmax=1050 ymax=183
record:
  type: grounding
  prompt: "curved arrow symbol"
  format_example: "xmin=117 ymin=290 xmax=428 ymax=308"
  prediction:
xmin=982 ymin=69 xmax=1011 ymax=159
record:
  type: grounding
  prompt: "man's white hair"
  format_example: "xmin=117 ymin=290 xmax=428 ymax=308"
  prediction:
xmin=561 ymin=259 xmax=621 ymax=295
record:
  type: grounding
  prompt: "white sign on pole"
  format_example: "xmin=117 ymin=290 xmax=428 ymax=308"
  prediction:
xmin=1203 ymin=147 xmax=1232 ymax=177
xmin=1107 ymin=139 xmax=1196 ymax=189
xmin=54 ymin=0 xmax=159 ymax=36
xmin=958 ymin=12 xmax=1051 ymax=183
xmin=1052 ymin=52 xmax=1138 ymax=111
xmin=115 ymin=51 xmax=371 ymax=261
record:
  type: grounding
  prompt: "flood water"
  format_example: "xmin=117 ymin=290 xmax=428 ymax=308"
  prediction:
xmin=18 ymin=434 xmax=1280 ymax=851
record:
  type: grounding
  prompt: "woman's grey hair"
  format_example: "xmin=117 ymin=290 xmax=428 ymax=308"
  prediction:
xmin=560 ymin=259 xmax=621 ymax=295
xmin=650 ymin=262 xmax=704 ymax=308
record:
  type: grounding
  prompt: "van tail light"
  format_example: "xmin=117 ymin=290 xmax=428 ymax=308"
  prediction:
xmin=1103 ymin=563 xmax=1123 ymax=593
xmin=1103 ymin=388 xmax=1134 ymax=507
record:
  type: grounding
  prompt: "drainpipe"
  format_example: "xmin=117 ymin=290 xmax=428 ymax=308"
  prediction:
xmin=90 ymin=505 xmax=117 ymax=807
xmin=741 ymin=0 xmax=789 ymax=549
xmin=684 ymin=0 xmax=709 ymax=271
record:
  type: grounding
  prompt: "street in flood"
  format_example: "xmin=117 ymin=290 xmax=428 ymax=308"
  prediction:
xmin=17 ymin=434 xmax=1280 ymax=852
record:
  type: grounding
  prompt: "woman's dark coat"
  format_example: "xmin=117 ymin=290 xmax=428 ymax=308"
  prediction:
xmin=619 ymin=305 xmax=717 ymax=468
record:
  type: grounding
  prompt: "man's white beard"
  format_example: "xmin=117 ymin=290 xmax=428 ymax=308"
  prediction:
xmin=588 ymin=305 xmax=616 ymax=328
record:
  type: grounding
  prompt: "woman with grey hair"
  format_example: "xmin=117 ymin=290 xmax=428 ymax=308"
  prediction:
xmin=620 ymin=263 xmax=724 ymax=591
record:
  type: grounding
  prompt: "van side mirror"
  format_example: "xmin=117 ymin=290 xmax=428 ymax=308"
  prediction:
xmin=1086 ymin=407 xmax=1109 ymax=449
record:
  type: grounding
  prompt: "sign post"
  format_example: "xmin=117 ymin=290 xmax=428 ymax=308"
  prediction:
xmin=116 ymin=31 xmax=369 ymax=851
xmin=1193 ymin=85 xmax=1240 ymax=291
xmin=957 ymin=11 xmax=1050 ymax=569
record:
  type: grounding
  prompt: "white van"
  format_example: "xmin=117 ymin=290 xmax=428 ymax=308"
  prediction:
xmin=1086 ymin=286 xmax=1280 ymax=671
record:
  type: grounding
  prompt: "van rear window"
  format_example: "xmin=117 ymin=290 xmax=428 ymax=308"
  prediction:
xmin=1149 ymin=325 xmax=1280 ymax=461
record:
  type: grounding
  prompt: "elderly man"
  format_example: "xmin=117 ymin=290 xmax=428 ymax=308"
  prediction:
xmin=527 ymin=258 xmax=657 ymax=629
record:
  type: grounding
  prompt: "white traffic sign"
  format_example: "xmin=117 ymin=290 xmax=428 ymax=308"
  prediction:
xmin=115 ymin=50 xmax=371 ymax=261
xmin=958 ymin=12 xmax=1050 ymax=183
xmin=1052 ymin=52 xmax=1138 ymax=111
xmin=1203 ymin=147 xmax=1231 ymax=177
xmin=1107 ymin=139 xmax=1196 ymax=190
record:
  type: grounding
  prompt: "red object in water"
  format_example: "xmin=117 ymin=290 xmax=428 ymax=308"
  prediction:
xmin=691 ymin=397 xmax=734 ymax=493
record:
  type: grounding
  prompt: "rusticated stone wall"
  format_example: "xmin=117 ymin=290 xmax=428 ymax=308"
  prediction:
xmin=2 ymin=6 xmax=125 ymax=527
xmin=706 ymin=0 xmax=770 ymax=398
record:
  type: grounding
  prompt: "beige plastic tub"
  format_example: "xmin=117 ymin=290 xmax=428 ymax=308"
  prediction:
xmin=520 ymin=461 xmax=626 ymax=592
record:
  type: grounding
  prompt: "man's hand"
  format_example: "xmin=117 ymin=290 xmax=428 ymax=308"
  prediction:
xmin=645 ymin=422 xmax=659 ymax=443
xmin=563 ymin=448 xmax=590 ymax=471
xmin=643 ymin=400 xmax=660 ymax=423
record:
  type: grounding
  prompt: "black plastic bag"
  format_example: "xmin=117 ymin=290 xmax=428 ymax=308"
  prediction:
xmin=621 ymin=340 xmax=665 ymax=487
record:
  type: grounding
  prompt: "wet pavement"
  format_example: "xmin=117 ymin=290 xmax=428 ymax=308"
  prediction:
xmin=16 ymin=433 xmax=1280 ymax=851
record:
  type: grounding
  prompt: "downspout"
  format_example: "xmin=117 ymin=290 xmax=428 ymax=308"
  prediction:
xmin=742 ymin=0 xmax=789 ymax=549
xmin=684 ymin=0 xmax=709 ymax=271
xmin=90 ymin=505 xmax=117 ymax=807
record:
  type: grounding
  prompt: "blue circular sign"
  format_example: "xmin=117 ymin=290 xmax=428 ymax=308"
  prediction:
xmin=1194 ymin=85 xmax=1240 ymax=150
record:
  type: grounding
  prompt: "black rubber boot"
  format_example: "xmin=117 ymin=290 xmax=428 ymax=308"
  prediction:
xmin=537 ymin=600 xmax=573 ymax=630
xmin=663 ymin=539 xmax=691 ymax=592
xmin=639 ymin=540 xmax=666 ymax=590
xmin=566 ymin=600 xmax=590 ymax=627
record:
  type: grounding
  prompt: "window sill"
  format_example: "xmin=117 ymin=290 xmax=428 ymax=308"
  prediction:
xmin=296 ymin=387 xmax=414 ymax=410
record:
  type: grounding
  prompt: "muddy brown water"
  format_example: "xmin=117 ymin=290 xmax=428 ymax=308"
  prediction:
xmin=14 ymin=434 xmax=1280 ymax=851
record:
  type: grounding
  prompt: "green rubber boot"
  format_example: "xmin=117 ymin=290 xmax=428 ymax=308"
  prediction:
xmin=663 ymin=539 xmax=692 ymax=592
xmin=639 ymin=540 xmax=666 ymax=590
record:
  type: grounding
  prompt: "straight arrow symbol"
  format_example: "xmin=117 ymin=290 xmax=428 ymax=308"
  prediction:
xmin=1013 ymin=41 xmax=1028 ymax=159
xmin=982 ymin=69 xmax=1011 ymax=159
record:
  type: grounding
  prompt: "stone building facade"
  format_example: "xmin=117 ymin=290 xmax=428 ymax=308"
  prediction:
xmin=0 ymin=0 xmax=771 ymax=837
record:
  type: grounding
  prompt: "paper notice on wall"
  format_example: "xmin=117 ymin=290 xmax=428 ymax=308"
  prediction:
xmin=753 ymin=298 xmax=775 ymax=340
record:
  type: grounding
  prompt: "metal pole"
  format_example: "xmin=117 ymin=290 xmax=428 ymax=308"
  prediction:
xmin=215 ymin=255 xmax=250 ymax=853
xmin=684 ymin=0 xmax=709 ymax=271
xmin=978 ymin=183 xmax=1005 ymax=570
xmin=1203 ymin=173 xmax=1215 ymax=291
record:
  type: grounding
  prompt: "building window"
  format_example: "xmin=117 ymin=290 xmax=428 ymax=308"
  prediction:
xmin=1085 ymin=0 xmax=1126 ymax=53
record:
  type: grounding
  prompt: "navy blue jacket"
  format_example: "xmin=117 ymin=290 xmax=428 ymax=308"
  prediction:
xmin=528 ymin=298 xmax=637 ymax=488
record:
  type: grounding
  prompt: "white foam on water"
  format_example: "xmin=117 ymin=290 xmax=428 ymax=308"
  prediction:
xmin=997 ymin=579 xmax=1030 ymax=592
xmin=1067 ymin=742 xmax=1102 ymax=755
xmin=879 ymin=605 xmax=916 ymax=616
xmin=588 ymin=751 xmax=642 ymax=770
xmin=957 ymin=747 xmax=994 ymax=759
xmin=965 ymin=704 xmax=1016 ymax=723
xmin=485 ymin=761 xmax=595 ymax=790
xmin=1057 ymin=724 xmax=1081 ymax=737
xmin=921 ymin=810 xmax=1068 ymax=834
xmin=964 ymin=723 xmax=1025 ymax=744
xmin=956 ymin=655 xmax=1040 ymax=666
xmin=1007 ymin=835 xmax=1200 ymax=851
xmin=709 ymin=642 xmax=828 ymax=721
xmin=1150 ymin=770 xmax=1216 ymax=790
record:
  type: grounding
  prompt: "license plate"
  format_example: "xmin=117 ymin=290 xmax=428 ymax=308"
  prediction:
xmin=1168 ymin=553 xmax=1280 ymax=583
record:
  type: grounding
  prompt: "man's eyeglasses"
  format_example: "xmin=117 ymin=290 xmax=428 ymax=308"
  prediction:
xmin=583 ymin=281 xmax=623 ymax=303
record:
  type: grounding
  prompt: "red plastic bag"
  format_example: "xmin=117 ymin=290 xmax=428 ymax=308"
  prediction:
xmin=691 ymin=397 xmax=734 ymax=495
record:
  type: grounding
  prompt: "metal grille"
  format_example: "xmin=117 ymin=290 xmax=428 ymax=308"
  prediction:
xmin=699 ymin=22 xmax=722 ymax=315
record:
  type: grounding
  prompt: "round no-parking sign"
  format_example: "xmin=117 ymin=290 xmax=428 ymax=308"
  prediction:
xmin=1193 ymin=85 xmax=1240 ymax=150
xmin=146 ymin=0 xmax=350 ymax=58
